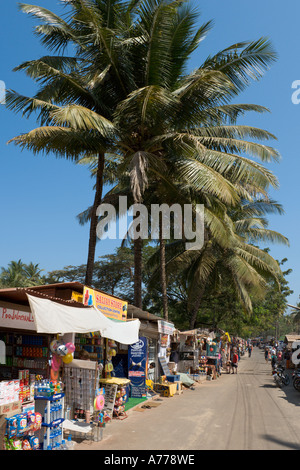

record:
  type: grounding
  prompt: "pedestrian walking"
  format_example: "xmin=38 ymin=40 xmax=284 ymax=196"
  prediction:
xmin=248 ymin=344 xmax=253 ymax=357
xmin=231 ymin=351 xmax=239 ymax=374
xmin=277 ymin=350 xmax=282 ymax=363
xmin=283 ymin=349 xmax=291 ymax=369
xmin=271 ymin=353 xmax=277 ymax=368
xmin=264 ymin=348 xmax=269 ymax=363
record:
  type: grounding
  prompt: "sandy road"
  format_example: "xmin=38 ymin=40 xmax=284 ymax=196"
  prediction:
xmin=75 ymin=347 xmax=300 ymax=451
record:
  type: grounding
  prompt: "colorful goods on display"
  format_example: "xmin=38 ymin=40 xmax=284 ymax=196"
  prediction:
xmin=113 ymin=387 xmax=127 ymax=418
xmin=50 ymin=341 xmax=75 ymax=368
xmin=5 ymin=410 xmax=42 ymax=450
xmin=0 ymin=370 xmax=35 ymax=406
xmin=94 ymin=387 xmax=107 ymax=426
xmin=50 ymin=340 xmax=75 ymax=381
xmin=105 ymin=340 xmax=117 ymax=377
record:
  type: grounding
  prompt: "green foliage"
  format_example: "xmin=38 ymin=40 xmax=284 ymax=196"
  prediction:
xmin=0 ymin=260 xmax=45 ymax=288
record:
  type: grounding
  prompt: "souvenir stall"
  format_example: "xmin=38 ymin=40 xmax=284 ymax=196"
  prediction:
xmin=148 ymin=320 xmax=185 ymax=397
xmin=204 ymin=333 xmax=219 ymax=379
xmin=176 ymin=330 xmax=199 ymax=374
xmin=219 ymin=332 xmax=232 ymax=373
xmin=0 ymin=288 xmax=140 ymax=450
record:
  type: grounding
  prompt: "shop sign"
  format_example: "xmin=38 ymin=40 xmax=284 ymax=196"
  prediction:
xmin=157 ymin=320 xmax=175 ymax=336
xmin=83 ymin=286 xmax=128 ymax=321
xmin=71 ymin=291 xmax=83 ymax=303
xmin=0 ymin=307 xmax=35 ymax=331
xmin=128 ymin=337 xmax=147 ymax=398
xmin=292 ymin=341 xmax=300 ymax=365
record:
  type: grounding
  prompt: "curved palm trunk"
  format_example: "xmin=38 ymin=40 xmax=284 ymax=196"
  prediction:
xmin=159 ymin=217 xmax=168 ymax=320
xmin=85 ymin=152 xmax=105 ymax=286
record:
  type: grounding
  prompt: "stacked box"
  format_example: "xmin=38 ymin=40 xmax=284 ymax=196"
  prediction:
xmin=0 ymin=381 xmax=20 ymax=406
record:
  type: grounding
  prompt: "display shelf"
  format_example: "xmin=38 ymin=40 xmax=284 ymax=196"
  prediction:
xmin=74 ymin=333 xmax=104 ymax=362
xmin=35 ymin=393 xmax=64 ymax=401
xmin=34 ymin=393 xmax=65 ymax=450
xmin=0 ymin=331 xmax=50 ymax=379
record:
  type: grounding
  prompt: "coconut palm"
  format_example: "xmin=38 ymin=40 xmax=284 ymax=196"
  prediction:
xmin=6 ymin=0 xmax=138 ymax=286
xmin=7 ymin=0 xmax=281 ymax=309
xmin=0 ymin=260 xmax=45 ymax=287
xmin=160 ymin=197 xmax=289 ymax=328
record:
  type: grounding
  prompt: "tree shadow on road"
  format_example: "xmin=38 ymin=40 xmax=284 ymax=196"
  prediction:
xmin=260 ymin=434 xmax=300 ymax=450
xmin=259 ymin=381 xmax=300 ymax=406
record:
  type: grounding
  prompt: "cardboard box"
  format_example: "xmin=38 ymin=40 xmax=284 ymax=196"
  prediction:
xmin=0 ymin=401 xmax=22 ymax=416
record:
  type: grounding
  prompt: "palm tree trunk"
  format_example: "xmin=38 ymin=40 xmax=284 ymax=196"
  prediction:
xmin=85 ymin=152 xmax=105 ymax=286
xmin=189 ymin=285 xmax=206 ymax=329
xmin=134 ymin=237 xmax=143 ymax=308
xmin=159 ymin=216 xmax=168 ymax=320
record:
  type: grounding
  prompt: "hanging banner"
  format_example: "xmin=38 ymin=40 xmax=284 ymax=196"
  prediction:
xmin=157 ymin=320 xmax=175 ymax=336
xmin=83 ymin=286 xmax=128 ymax=321
xmin=0 ymin=307 xmax=35 ymax=331
xmin=128 ymin=337 xmax=147 ymax=398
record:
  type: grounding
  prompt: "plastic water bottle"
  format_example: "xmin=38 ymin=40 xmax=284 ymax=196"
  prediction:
xmin=65 ymin=434 xmax=75 ymax=450
xmin=60 ymin=440 xmax=68 ymax=450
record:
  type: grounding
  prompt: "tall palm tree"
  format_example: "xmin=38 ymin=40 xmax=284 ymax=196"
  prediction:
xmin=7 ymin=0 xmax=280 ymax=309
xmin=163 ymin=197 xmax=289 ymax=328
xmin=6 ymin=0 xmax=138 ymax=286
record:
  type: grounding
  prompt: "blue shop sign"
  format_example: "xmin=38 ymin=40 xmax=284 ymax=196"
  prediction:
xmin=128 ymin=337 xmax=147 ymax=398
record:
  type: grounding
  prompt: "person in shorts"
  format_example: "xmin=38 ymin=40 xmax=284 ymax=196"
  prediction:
xmin=231 ymin=351 xmax=239 ymax=374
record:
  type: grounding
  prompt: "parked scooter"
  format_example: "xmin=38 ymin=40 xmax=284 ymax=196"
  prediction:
xmin=272 ymin=364 xmax=290 ymax=387
xmin=292 ymin=368 xmax=300 ymax=391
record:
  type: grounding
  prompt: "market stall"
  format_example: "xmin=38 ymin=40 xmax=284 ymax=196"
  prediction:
xmin=0 ymin=286 xmax=140 ymax=451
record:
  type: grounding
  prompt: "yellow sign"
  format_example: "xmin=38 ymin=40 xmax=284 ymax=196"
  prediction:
xmin=71 ymin=291 xmax=83 ymax=303
xmin=83 ymin=286 xmax=128 ymax=322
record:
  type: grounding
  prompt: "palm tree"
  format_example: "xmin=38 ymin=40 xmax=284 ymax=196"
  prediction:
xmin=7 ymin=0 xmax=280 ymax=310
xmin=163 ymin=197 xmax=289 ymax=328
xmin=6 ymin=0 xmax=138 ymax=286
xmin=0 ymin=260 xmax=45 ymax=287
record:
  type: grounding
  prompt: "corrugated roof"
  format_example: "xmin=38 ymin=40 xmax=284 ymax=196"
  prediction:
xmin=0 ymin=287 xmax=89 ymax=309
xmin=179 ymin=329 xmax=198 ymax=336
xmin=127 ymin=304 xmax=162 ymax=323
xmin=0 ymin=282 xmax=127 ymax=307
xmin=285 ymin=334 xmax=300 ymax=343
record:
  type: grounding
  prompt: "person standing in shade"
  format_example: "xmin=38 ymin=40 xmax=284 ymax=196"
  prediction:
xmin=248 ymin=343 xmax=253 ymax=357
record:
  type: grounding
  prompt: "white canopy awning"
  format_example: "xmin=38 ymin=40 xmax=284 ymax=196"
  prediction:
xmin=27 ymin=294 xmax=140 ymax=345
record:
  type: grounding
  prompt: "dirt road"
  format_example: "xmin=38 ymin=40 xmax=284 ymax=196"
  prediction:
xmin=75 ymin=347 xmax=300 ymax=451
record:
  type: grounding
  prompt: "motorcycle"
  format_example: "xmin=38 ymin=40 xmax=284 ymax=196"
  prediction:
xmin=272 ymin=364 xmax=290 ymax=387
xmin=292 ymin=369 xmax=300 ymax=391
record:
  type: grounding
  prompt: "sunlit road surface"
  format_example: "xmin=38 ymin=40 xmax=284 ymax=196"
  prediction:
xmin=76 ymin=347 xmax=300 ymax=450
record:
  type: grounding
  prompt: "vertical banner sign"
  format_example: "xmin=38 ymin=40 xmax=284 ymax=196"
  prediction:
xmin=128 ymin=337 xmax=147 ymax=398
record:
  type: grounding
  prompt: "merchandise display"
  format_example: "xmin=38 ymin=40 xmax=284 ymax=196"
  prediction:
xmin=35 ymin=384 xmax=65 ymax=450
xmin=0 ymin=333 xmax=50 ymax=377
xmin=4 ymin=407 xmax=42 ymax=450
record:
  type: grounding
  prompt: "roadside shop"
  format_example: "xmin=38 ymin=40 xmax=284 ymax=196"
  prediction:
xmin=284 ymin=335 xmax=300 ymax=369
xmin=0 ymin=283 xmax=140 ymax=450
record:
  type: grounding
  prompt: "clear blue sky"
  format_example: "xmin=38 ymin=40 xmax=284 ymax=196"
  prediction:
xmin=0 ymin=1 xmax=299 ymax=307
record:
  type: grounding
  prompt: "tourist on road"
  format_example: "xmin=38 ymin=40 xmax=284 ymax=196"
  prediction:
xmin=248 ymin=344 xmax=253 ymax=357
xmin=264 ymin=348 xmax=269 ymax=363
xmin=277 ymin=350 xmax=282 ymax=363
xmin=271 ymin=352 xmax=277 ymax=368
xmin=231 ymin=350 xmax=239 ymax=374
